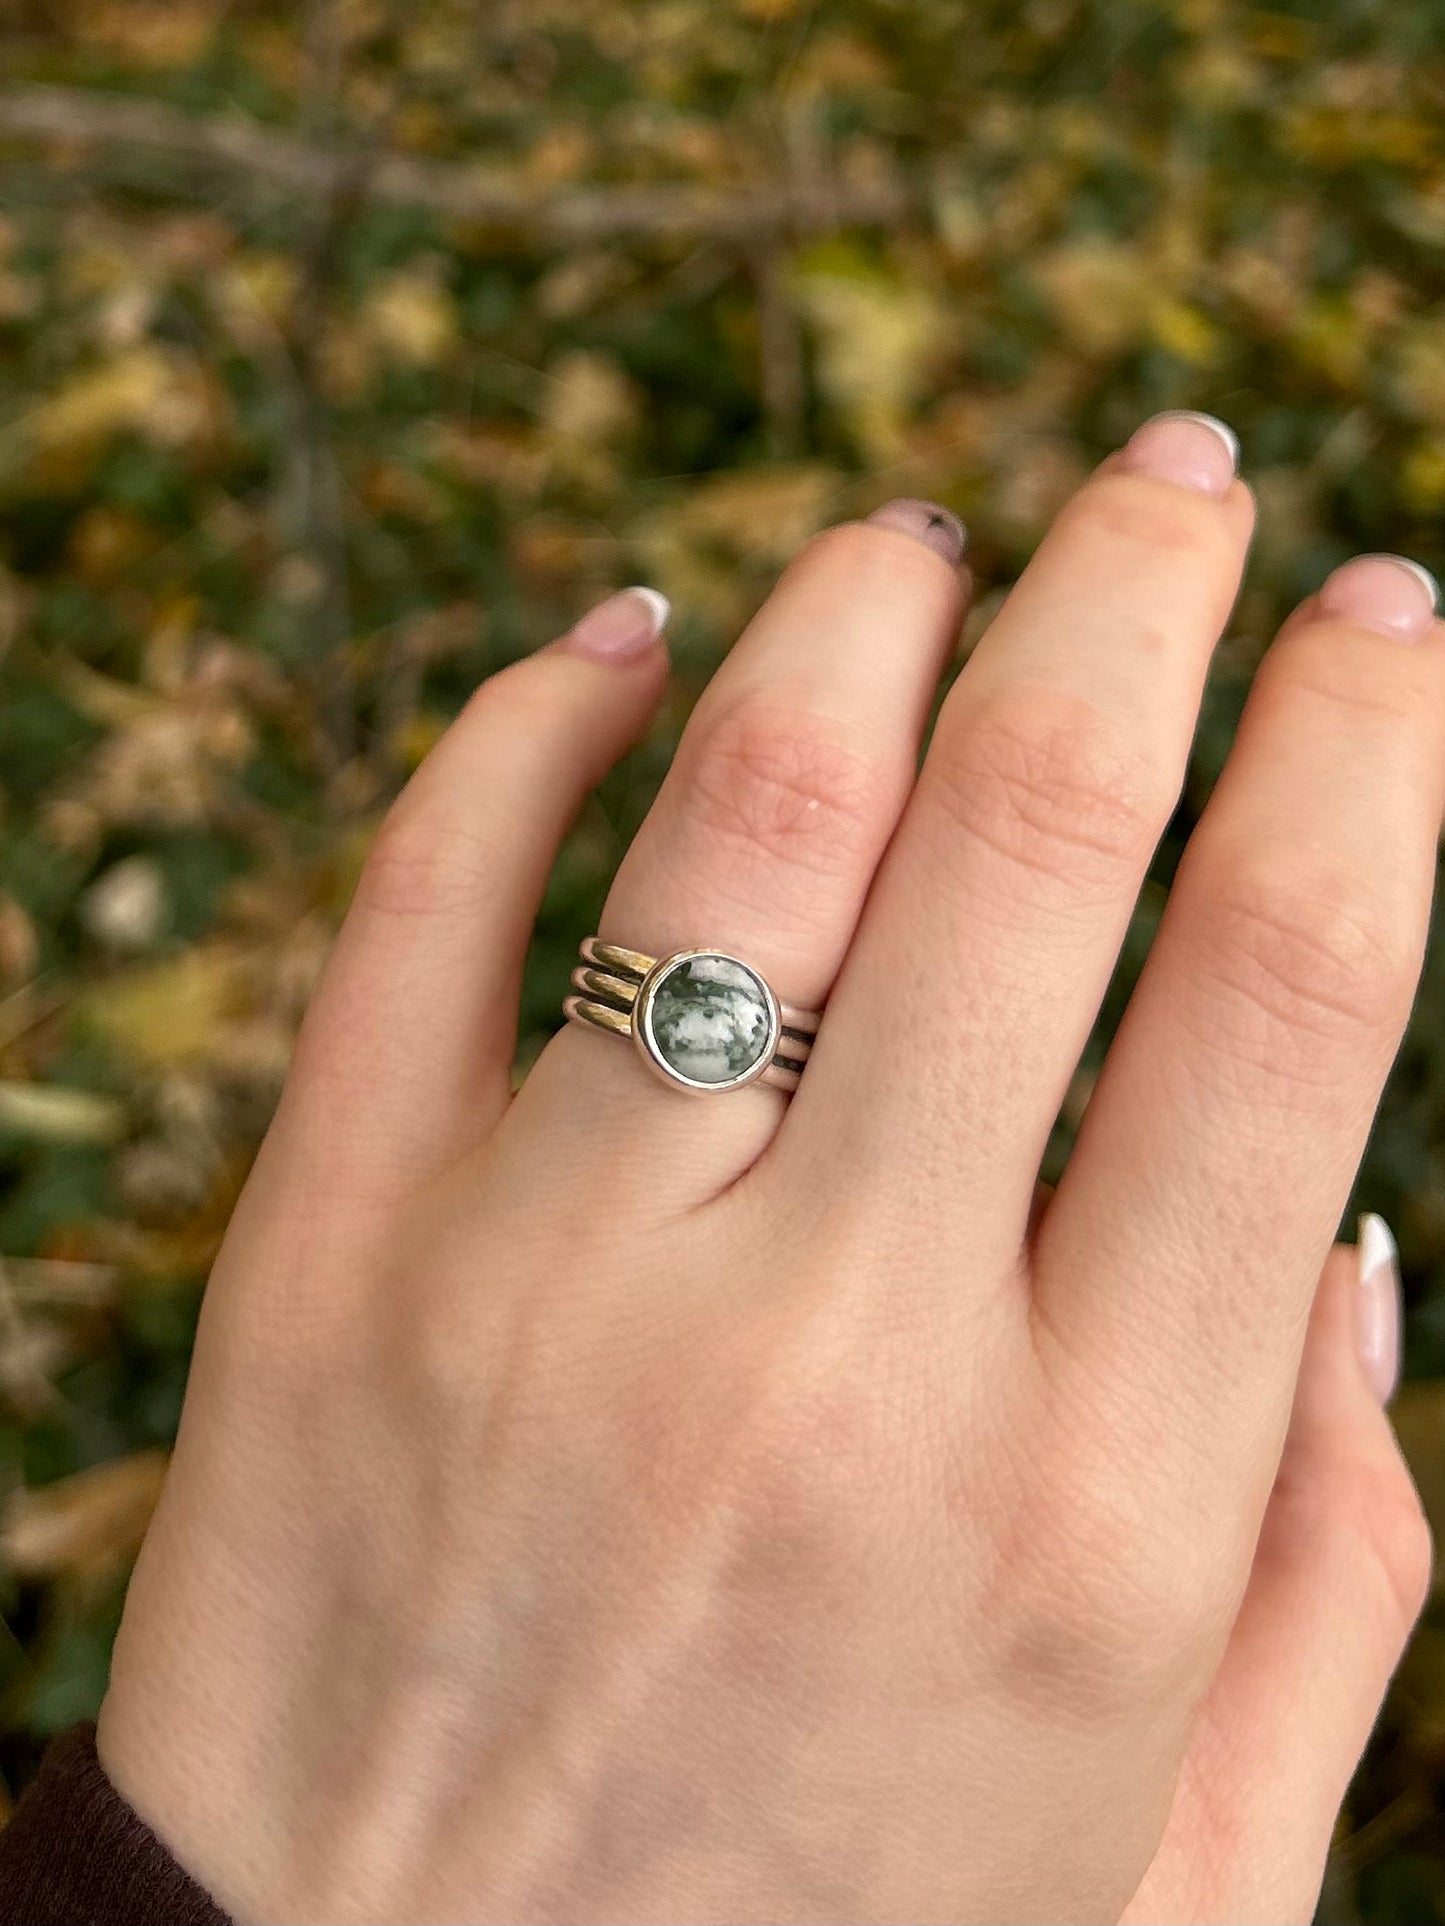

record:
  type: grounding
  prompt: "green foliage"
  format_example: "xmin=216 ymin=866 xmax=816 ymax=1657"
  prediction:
xmin=0 ymin=1 xmax=1441 ymax=1908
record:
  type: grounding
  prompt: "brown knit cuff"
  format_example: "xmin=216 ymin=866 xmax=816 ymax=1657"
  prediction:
xmin=0 ymin=1724 xmax=227 ymax=1925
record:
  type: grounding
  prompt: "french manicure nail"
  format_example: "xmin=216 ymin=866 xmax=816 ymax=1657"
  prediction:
xmin=865 ymin=498 xmax=968 ymax=566
xmin=1357 ymin=1212 xmax=1403 ymax=1406
xmin=1317 ymin=554 xmax=1440 ymax=641
xmin=562 ymin=586 xmax=671 ymax=662
xmin=1118 ymin=410 xmax=1240 ymax=496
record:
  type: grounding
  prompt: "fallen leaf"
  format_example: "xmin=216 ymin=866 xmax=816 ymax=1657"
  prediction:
xmin=3 ymin=1451 xmax=169 ymax=1581
xmin=77 ymin=947 xmax=245 ymax=1067
xmin=0 ymin=1083 xmax=127 ymax=1145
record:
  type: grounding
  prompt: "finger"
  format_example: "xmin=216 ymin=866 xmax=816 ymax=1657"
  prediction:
xmin=521 ymin=501 xmax=968 ymax=1194
xmin=269 ymin=589 xmax=670 ymax=1196
xmin=1040 ymin=554 xmax=1445 ymax=1500
xmin=783 ymin=413 xmax=1252 ymax=1262
xmin=1124 ymin=1227 xmax=1428 ymax=1925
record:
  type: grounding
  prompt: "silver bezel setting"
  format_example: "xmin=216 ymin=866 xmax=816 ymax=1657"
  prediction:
xmin=632 ymin=948 xmax=782 ymax=1094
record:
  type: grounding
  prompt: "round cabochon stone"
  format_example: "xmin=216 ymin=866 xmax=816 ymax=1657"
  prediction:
xmin=646 ymin=953 xmax=774 ymax=1085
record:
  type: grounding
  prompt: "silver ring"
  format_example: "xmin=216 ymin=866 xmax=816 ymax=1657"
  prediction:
xmin=562 ymin=939 xmax=820 ymax=1094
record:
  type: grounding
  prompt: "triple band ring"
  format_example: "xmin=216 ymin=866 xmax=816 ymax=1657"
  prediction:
xmin=562 ymin=939 xmax=821 ymax=1094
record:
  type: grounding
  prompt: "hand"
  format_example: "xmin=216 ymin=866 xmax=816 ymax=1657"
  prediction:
xmin=1124 ymin=1229 xmax=1420 ymax=1924
xmin=96 ymin=412 xmax=1440 ymax=1924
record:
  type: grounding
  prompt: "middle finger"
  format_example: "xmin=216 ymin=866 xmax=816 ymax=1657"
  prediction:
xmin=782 ymin=413 xmax=1253 ymax=1265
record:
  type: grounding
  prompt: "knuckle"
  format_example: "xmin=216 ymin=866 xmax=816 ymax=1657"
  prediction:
xmin=1276 ymin=1450 xmax=1434 ymax=1634
xmin=1366 ymin=1479 xmax=1435 ymax=1628
xmin=995 ymin=1463 xmax=1230 ymax=1722
xmin=1059 ymin=472 xmax=1227 ymax=561
xmin=1184 ymin=857 xmax=1415 ymax=1057
xmin=355 ymin=809 xmax=495 ymax=922
xmin=702 ymin=1333 xmax=907 ymax=1596
xmin=930 ymin=688 xmax=1173 ymax=891
xmin=678 ymin=702 xmax=889 ymax=892
xmin=727 ymin=1379 xmax=886 ymax=1539
xmin=794 ymin=518 xmax=954 ymax=594
xmin=397 ymin=1292 xmax=499 ymax=1420
xmin=1263 ymin=636 xmax=1422 ymax=728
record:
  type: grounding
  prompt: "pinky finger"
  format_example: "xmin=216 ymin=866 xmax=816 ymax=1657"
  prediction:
xmin=1126 ymin=1223 xmax=1430 ymax=1924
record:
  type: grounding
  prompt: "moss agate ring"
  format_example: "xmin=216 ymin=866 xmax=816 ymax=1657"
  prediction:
xmin=562 ymin=938 xmax=819 ymax=1094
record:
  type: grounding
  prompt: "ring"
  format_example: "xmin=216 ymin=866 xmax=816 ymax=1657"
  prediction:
xmin=562 ymin=939 xmax=820 ymax=1094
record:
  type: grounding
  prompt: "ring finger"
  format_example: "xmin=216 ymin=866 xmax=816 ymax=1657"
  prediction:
xmin=519 ymin=499 xmax=969 ymax=1195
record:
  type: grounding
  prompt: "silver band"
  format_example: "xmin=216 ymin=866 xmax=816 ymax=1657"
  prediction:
xmin=563 ymin=938 xmax=819 ymax=1094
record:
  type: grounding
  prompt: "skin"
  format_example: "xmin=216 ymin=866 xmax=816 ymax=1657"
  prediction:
xmin=96 ymin=415 xmax=1442 ymax=1924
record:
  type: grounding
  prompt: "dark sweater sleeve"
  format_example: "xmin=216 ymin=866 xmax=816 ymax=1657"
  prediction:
xmin=0 ymin=1724 xmax=228 ymax=1925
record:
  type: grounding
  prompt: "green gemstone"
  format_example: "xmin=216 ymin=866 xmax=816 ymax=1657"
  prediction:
xmin=646 ymin=954 xmax=773 ymax=1085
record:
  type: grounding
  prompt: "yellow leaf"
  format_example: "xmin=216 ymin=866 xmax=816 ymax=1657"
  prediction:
xmin=1403 ymin=436 xmax=1445 ymax=508
xmin=1035 ymin=241 xmax=1153 ymax=354
xmin=26 ymin=347 xmax=214 ymax=455
xmin=3 ymin=1452 xmax=169 ymax=1580
xmin=525 ymin=128 xmax=594 ymax=188
xmin=541 ymin=350 xmax=638 ymax=448
xmin=427 ymin=420 xmax=547 ymax=495
xmin=81 ymin=0 xmax=215 ymax=68
xmin=1178 ymin=41 xmax=1261 ymax=105
xmin=1290 ymin=295 xmax=1368 ymax=386
xmin=362 ymin=267 xmax=458 ymax=367
xmin=29 ymin=348 xmax=167 ymax=447
xmin=326 ymin=818 xmax=385 ymax=919
xmin=56 ymin=659 xmax=156 ymax=727
xmin=395 ymin=711 xmax=449 ymax=770
xmin=215 ymin=252 xmax=298 ymax=348
xmin=1285 ymin=106 xmax=1437 ymax=169
xmin=1147 ymin=298 xmax=1221 ymax=367
xmin=791 ymin=248 xmax=948 ymax=460
xmin=0 ymin=894 xmax=38 ymax=983
xmin=672 ymin=465 xmax=840 ymax=559
xmin=1395 ymin=320 xmax=1445 ymax=424
xmin=68 ymin=505 xmax=162 ymax=587
xmin=1394 ymin=1380 xmax=1445 ymax=1595
xmin=629 ymin=465 xmax=841 ymax=625
xmin=0 ymin=1083 xmax=126 ymax=1145
xmin=78 ymin=947 xmax=244 ymax=1067
xmin=0 ymin=272 xmax=39 ymax=323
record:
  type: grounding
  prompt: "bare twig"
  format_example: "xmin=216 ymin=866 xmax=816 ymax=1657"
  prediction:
xmin=748 ymin=245 xmax=806 ymax=451
xmin=0 ymin=1259 xmax=59 ymax=1418
xmin=0 ymin=1259 xmax=118 ymax=1310
xmin=0 ymin=85 xmax=918 ymax=242
xmin=281 ymin=0 xmax=362 ymax=779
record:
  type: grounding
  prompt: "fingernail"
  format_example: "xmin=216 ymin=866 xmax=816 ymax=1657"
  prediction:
xmin=562 ymin=586 xmax=671 ymax=662
xmin=865 ymin=498 xmax=968 ymax=566
xmin=1357 ymin=1212 xmax=1402 ymax=1406
xmin=1118 ymin=410 xmax=1239 ymax=495
xmin=1317 ymin=554 xmax=1440 ymax=641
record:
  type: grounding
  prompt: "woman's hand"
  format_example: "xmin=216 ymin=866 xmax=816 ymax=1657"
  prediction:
xmin=1124 ymin=1226 xmax=1420 ymax=1924
xmin=96 ymin=412 xmax=1441 ymax=1924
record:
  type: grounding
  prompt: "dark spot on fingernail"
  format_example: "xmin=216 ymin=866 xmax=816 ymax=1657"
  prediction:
xmin=864 ymin=497 xmax=967 ymax=566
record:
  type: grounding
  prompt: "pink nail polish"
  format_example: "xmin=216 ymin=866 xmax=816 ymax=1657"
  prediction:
xmin=561 ymin=587 xmax=670 ymax=662
xmin=1357 ymin=1213 xmax=1402 ymax=1406
xmin=864 ymin=498 xmax=968 ymax=566
xmin=1118 ymin=410 xmax=1240 ymax=496
xmin=1316 ymin=554 xmax=1440 ymax=641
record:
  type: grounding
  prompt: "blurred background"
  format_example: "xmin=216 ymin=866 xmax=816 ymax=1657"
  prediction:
xmin=0 ymin=0 xmax=1441 ymax=1915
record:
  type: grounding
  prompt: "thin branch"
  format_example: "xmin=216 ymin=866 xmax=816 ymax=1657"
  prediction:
xmin=748 ymin=245 xmax=806 ymax=452
xmin=0 ymin=85 xmax=918 ymax=242
xmin=284 ymin=0 xmax=360 ymax=779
